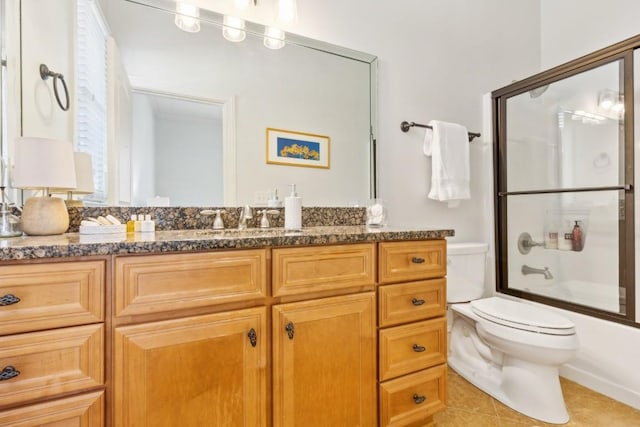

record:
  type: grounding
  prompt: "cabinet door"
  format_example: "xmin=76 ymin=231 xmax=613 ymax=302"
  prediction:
xmin=273 ymin=292 xmax=376 ymax=427
xmin=114 ymin=307 xmax=267 ymax=426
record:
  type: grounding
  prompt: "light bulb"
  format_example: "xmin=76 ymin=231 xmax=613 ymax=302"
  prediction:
xmin=233 ymin=0 xmax=251 ymax=10
xmin=223 ymin=16 xmax=246 ymax=42
xmin=277 ymin=0 xmax=298 ymax=24
xmin=175 ymin=2 xmax=200 ymax=33
xmin=264 ymin=26 xmax=286 ymax=49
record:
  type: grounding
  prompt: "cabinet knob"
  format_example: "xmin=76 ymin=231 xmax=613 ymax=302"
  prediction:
xmin=285 ymin=322 xmax=295 ymax=340
xmin=411 ymin=257 xmax=425 ymax=264
xmin=412 ymin=344 xmax=426 ymax=353
xmin=0 ymin=294 xmax=21 ymax=306
xmin=413 ymin=393 xmax=426 ymax=404
xmin=411 ymin=297 xmax=425 ymax=306
xmin=0 ymin=366 xmax=20 ymax=381
xmin=248 ymin=328 xmax=257 ymax=347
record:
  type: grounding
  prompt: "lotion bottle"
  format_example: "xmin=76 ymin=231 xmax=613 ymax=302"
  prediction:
xmin=284 ymin=184 xmax=302 ymax=230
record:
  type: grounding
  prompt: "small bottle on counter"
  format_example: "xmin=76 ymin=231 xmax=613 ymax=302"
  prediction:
xmin=126 ymin=214 xmax=136 ymax=233
xmin=141 ymin=214 xmax=155 ymax=233
xmin=134 ymin=215 xmax=142 ymax=233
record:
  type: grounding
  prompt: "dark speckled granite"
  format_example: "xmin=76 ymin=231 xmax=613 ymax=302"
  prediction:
xmin=67 ymin=207 xmax=366 ymax=231
xmin=0 ymin=226 xmax=454 ymax=260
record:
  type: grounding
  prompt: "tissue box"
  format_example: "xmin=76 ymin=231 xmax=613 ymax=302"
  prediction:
xmin=79 ymin=224 xmax=127 ymax=235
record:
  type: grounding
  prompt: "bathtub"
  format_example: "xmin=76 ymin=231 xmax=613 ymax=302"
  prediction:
xmin=521 ymin=280 xmax=620 ymax=313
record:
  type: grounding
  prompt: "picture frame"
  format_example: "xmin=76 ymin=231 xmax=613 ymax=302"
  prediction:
xmin=266 ymin=128 xmax=330 ymax=169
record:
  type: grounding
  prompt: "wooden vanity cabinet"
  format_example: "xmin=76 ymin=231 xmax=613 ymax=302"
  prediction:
xmin=112 ymin=250 xmax=268 ymax=426
xmin=377 ymin=240 xmax=448 ymax=427
xmin=271 ymin=244 xmax=377 ymax=426
xmin=0 ymin=259 xmax=106 ymax=426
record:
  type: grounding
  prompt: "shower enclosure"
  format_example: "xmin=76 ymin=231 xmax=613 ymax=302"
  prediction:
xmin=492 ymin=35 xmax=640 ymax=327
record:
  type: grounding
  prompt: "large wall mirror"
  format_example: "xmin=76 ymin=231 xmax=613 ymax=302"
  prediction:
xmin=4 ymin=0 xmax=378 ymax=207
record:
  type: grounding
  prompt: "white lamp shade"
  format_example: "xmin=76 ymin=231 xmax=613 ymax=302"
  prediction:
xmin=72 ymin=152 xmax=95 ymax=194
xmin=12 ymin=137 xmax=77 ymax=190
xmin=175 ymin=2 xmax=200 ymax=33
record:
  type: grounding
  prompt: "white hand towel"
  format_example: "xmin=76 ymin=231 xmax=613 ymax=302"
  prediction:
xmin=423 ymin=120 xmax=470 ymax=207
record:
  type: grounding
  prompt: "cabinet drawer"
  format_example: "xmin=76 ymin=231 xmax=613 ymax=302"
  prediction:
xmin=114 ymin=250 xmax=267 ymax=318
xmin=0 ymin=324 xmax=104 ymax=408
xmin=379 ymin=365 xmax=447 ymax=427
xmin=272 ymin=244 xmax=375 ymax=297
xmin=0 ymin=260 xmax=105 ymax=335
xmin=0 ymin=391 xmax=104 ymax=426
xmin=378 ymin=279 xmax=446 ymax=327
xmin=379 ymin=241 xmax=446 ymax=284
xmin=379 ymin=318 xmax=446 ymax=381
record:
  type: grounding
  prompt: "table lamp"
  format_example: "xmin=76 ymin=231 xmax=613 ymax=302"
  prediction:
xmin=51 ymin=152 xmax=95 ymax=207
xmin=12 ymin=137 xmax=77 ymax=235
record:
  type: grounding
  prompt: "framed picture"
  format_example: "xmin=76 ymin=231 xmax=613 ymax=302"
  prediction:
xmin=266 ymin=128 xmax=330 ymax=169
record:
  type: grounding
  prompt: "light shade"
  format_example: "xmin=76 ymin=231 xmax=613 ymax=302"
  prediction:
xmin=223 ymin=16 xmax=246 ymax=42
xmin=13 ymin=137 xmax=76 ymax=190
xmin=264 ymin=26 xmax=286 ymax=50
xmin=277 ymin=0 xmax=298 ymax=24
xmin=175 ymin=2 xmax=201 ymax=33
xmin=71 ymin=152 xmax=95 ymax=194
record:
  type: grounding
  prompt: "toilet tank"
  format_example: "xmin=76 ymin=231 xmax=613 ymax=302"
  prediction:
xmin=447 ymin=242 xmax=489 ymax=303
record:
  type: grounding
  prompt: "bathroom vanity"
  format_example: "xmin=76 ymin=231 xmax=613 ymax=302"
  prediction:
xmin=0 ymin=225 xmax=451 ymax=426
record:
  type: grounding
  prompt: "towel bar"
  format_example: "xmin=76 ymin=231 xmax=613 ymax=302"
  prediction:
xmin=401 ymin=121 xmax=481 ymax=142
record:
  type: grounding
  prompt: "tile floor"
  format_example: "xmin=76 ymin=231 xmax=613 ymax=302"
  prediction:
xmin=434 ymin=369 xmax=640 ymax=426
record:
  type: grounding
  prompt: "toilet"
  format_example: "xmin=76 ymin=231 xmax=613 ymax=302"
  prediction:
xmin=447 ymin=242 xmax=579 ymax=424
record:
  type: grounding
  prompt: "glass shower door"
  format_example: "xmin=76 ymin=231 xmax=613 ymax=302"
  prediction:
xmin=496 ymin=56 xmax=631 ymax=316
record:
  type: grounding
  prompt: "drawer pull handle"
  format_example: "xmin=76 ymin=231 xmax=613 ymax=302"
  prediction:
xmin=285 ymin=322 xmax=295 ymax=340
xmin=413 ymin=393 xmax=426 ymax=404
xmin=412 ymin=344 xmax=426 ymax=352
xmin=248 ymin=328 xmax=258 ymax=347
xmin=0 ymin=294 xmax=21 ymax=306
xmin=411 ymin=257 xmax=425 ymax=264
xmin=0 ymin=366 xmax=20 ymax=381
xmin=411 ymin=298 xmax=425 ymax=306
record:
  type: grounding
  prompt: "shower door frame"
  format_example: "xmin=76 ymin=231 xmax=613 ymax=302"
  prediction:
xmin=492 ymin=35 xmax=639 ymax=328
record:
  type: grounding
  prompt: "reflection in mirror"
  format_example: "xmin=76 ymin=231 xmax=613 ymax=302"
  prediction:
xmin=498 ymin=56 xmax=628 ymax=318
xmin=17 ymin=0 xmax=378 ymax=206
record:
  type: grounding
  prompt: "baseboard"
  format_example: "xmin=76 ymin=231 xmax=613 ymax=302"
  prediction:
xmin=560 ymin=364 xmax=640 ymax=410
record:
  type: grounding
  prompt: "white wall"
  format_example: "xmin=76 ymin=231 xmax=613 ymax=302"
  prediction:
xmin=540 ymin=0 xmax=640 ymax=69
xmin=20 ymin=0 xmax=75 ymax=141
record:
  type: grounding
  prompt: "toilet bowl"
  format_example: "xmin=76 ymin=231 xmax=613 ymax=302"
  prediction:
xmin=447 ymin=243 xmax=579 ymax=424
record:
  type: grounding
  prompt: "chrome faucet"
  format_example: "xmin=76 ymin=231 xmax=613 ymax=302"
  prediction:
xmin=238 ymin=205 xmax=253 ymax=230
xmin=522 ymin=265 xmax=553 ymax=280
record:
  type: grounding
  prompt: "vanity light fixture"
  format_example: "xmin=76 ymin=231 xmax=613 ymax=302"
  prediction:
xmin=175 ymin=2 xmax=201 ymax=33
xmin=222 ymin=15 xmax=247 ymax=42
xmin=277 ymin=0 xmax=298 ymax=24
xmin=264 ymin=26 xmax=285 ymax=49
xmin=233 ymin=0 xmax=252 ymax=9
xmin=12 ymin=137 xmax=77 ymax=235
xmin=598 ymin=89 xmax=624 ymax=114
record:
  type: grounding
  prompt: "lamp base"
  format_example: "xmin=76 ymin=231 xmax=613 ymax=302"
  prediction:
xmin=22 ymin=197 xmax=70 ymax=235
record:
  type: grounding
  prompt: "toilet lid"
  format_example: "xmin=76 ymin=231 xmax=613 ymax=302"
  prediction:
xmin=470 ymin=297 xmax=576 ymax=335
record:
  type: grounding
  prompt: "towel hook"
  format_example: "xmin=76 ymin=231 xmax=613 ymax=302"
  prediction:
xmin=39 ymin=64 xmax=70 ymax=111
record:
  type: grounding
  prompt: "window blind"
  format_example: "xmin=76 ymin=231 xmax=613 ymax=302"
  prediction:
xmin=76 ymin=0 xmax=108 ymax=203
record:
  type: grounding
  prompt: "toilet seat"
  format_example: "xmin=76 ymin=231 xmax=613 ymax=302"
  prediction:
xmin=470 ymin=297 xmax=575 ymax=335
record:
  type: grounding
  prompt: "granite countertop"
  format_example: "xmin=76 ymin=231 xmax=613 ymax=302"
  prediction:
xmin=0 ymin=226 xmax=454 ymax=260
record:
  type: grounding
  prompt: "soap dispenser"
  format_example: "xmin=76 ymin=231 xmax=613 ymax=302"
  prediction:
xmin=284 ymin=184 xmax=302 ymax=230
